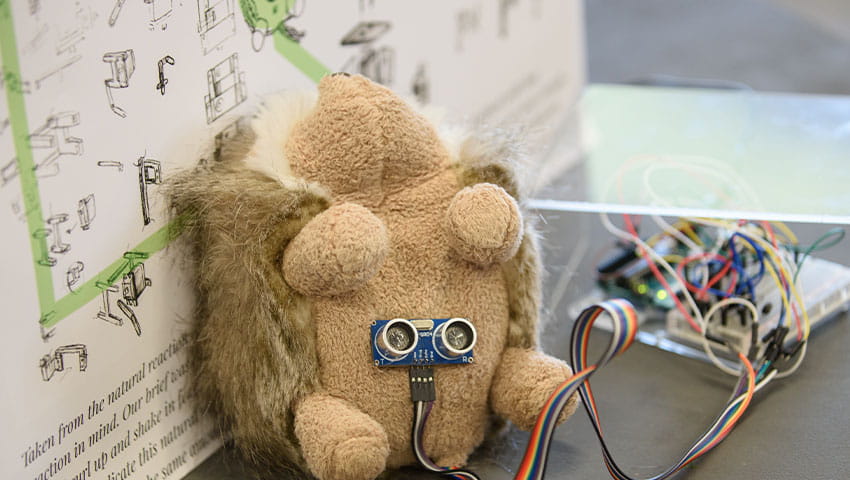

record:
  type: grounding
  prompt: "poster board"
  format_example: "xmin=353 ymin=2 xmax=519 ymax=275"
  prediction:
xmin=0 ymin=1 xmax=584 ymax=479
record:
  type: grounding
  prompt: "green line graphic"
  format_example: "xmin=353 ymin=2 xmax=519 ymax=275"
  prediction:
xmin=237 ymin=0 xmax=331 ymax=81
xmin=40 ymin=218 xmax=186 ymax=328
xmin=3 ymin=0 xmax=329 ymax=330
xmin=273 ymin=33 xmax=331 ymax=82
xmin=1 ymin=0 xmax=56 ymax=313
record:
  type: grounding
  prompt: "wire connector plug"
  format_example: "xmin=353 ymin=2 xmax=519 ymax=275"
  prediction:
xmin=409 ymin=366 xmax=436 ymax=403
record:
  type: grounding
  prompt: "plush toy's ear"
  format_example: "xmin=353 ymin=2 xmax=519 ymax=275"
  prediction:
xmin=449 ymin=129 xmax=541 ymax=350
xmin=168 ymin=92 xmax=329 ymax=474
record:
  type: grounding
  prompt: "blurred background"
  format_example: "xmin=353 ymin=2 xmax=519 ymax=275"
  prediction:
xmin=585 ymin=0 xmax=850 ymax=95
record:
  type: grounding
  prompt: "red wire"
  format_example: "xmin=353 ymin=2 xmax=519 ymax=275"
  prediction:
xmin=761 ymin=221 xmax=778 ymax=249
xmin=622 ymin=214 xmax=702 ymax=333
xmin=676 ymin=253 xmax=739 ymax=301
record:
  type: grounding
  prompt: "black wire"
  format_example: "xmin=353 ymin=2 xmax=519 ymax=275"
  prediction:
xmin=411 ymin=400 xmax=481 ymax=480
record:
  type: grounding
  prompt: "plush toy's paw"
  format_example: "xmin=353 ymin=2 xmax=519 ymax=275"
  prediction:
xmin=490 ymin=348 xmax=578 ymax=431
xmin=283 ymin=203 xmax=388 ymax=297
xmin=295 ymin=394 xmax=390 ymax=480
xmin=445 ymin=183 xmax=523 ymax=267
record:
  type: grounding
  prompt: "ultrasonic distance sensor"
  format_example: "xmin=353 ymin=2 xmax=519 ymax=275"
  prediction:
xmin=433 ymin=318 xmax=476 ymax=359
xmin=376 ymin=318 xmax=418 ymax=359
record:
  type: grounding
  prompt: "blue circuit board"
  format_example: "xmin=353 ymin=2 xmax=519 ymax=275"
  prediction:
xmin=370 ymin=318 xmax=475 ymax=367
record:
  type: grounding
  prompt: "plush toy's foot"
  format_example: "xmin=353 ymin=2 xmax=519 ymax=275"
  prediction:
xmin=283 ymin=202 xmax=388 ymax=297
xmin=445 ymin=183 xmax=522 ymax=267
xmin=490 ymin=348 xmax=578 ymax=431
xmin=295 ymin=393 xmax=390 ymax=480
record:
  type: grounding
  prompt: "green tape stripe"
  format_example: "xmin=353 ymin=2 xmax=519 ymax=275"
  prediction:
xmin=0 ymin=0 xmax=56 ymax=312
xmin=40 ymin=217 xmax=186 ymax=328
xmin=238 ymin=0 xmax=331 ymax=82
xmin=273 ymin=33 xmax=331 ymax=83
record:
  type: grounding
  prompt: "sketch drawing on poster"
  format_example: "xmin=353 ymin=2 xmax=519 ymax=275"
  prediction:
xmin=208 ymin=118 xmax=248 ymax=163
xmin=117 ymin=299 xmax=143 ymax=336
xmin=135 ymin=155 xmax=162 ymax=226
xmin=40 ymin=344 xmax=88 ymax=381
xmin=96 ymin=252 xmax=151 ymax=337
xmin=238 ymin=0 xmax=306 ymax=52
xmin=0 ymin=121 xmax=13 ymax=186
xmin=456 ymin=5 xmax=481 ymax=52
xmin=97 ymin=284 xmax=123 ymax=325
xmin=197 ymin=0 xmax=237 ymax=55
xmin=46 ymin=214 xmax=71 ymax=255
xmin=1 ymin=68 xmax=30 ymax=95
xmin=156 ymin=55 xmax=176 ymax=95
xmin=146 ymin=0 xmax=174 ymax=30
xmin=108 ymin=0 xmax=173 ymax=30
xmin=97 ymin=160 xmax=124 ymax=171
xmin=31 ymin=212 xmax=72 ymax=268
xmin=19 ymin=2 xmax=94 ymax=93
xmin=340 ymin=21 xmax=394 ymax=86
xmin=33 ymin=227 xmax=57 ymax=267
xmin=7 ymin=2 xmax=92 ymax=92
xmin=1 ymin=159 xmax=19 ymax=186
xmin=411 ymin=64 xmax=429 ymax=104
xmin=78 ymin=194 xmax=95 ymax=230
xmin=108 ymin=0 xmax=128 ymax=26
xmin=204 ymin=53 xmax=247 ymax=124
xmin=56 ymin=9 xmax=94 ymax=54
xmin=29 ymin=112 xmax=83 ymax=177
xmin=103 ymin=49 xmax=135 ymax=118
xmin=499 ymin=0 xmax=519 ymax=37
xmin=66 ymin=261 xmax=85 ymax=292
xmin=31 ymin=55 xmax=83 ymax=92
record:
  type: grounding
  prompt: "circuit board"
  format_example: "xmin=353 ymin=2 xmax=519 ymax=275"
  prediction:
xmin=370 ymin=318 xmax=476 ymax=367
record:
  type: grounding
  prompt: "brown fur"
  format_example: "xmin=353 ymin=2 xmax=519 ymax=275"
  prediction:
xmin=168 ymin=155 xmax=329 ymax=474
xmin=168 ymin=75 xmax=575 ymax=479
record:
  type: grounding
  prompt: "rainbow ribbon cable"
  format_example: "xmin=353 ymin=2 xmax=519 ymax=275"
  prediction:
xmin=412 ymin=399 xmax=481 ymax=480
xmin=514 ymin=299 xmax=759 ymax=480
xmin=411 ymin=299 xmax=760 ymax=480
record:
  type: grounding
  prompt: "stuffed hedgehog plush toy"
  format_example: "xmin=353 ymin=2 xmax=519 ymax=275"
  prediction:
xmin=170 ymin=74 xmax=577 ymax=480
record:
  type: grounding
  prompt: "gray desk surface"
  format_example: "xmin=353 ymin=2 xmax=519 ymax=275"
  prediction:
xmin=184 ymin=210 xmax=850 ymax=480
xmin=186 ymin=317 xmax=850 ymax=480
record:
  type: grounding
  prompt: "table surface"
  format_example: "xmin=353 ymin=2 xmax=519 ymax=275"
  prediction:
xmin=186 ymin=318 xmax=850 ymax=480
xmin=184 ymin=206 xmax=850 ymax=480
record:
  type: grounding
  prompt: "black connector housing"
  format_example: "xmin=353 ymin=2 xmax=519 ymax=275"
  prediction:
xmin=596 ymin=242 xmax=638 ymax=275
xmin=409 ymin=366 xmax=436 ymax=402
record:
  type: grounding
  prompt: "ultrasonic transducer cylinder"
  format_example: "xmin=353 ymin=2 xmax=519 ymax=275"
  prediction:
xmin=433 ymin=318 xmax=477 ymax=360
xmin=375 ymin=318 xmax=418 ymax=360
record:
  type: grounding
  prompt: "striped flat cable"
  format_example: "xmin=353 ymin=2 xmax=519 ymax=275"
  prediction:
xmin=412 ymin=299 xmax=765 ymax=480
xmin=515 ymin=299 xmax=763 ymax=480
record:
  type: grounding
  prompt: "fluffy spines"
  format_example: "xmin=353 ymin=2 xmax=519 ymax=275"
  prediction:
xmin=168 ymin=149 xmax=329 ymax=475
xmin=243 ymin=89 xmax=318 ymax=182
